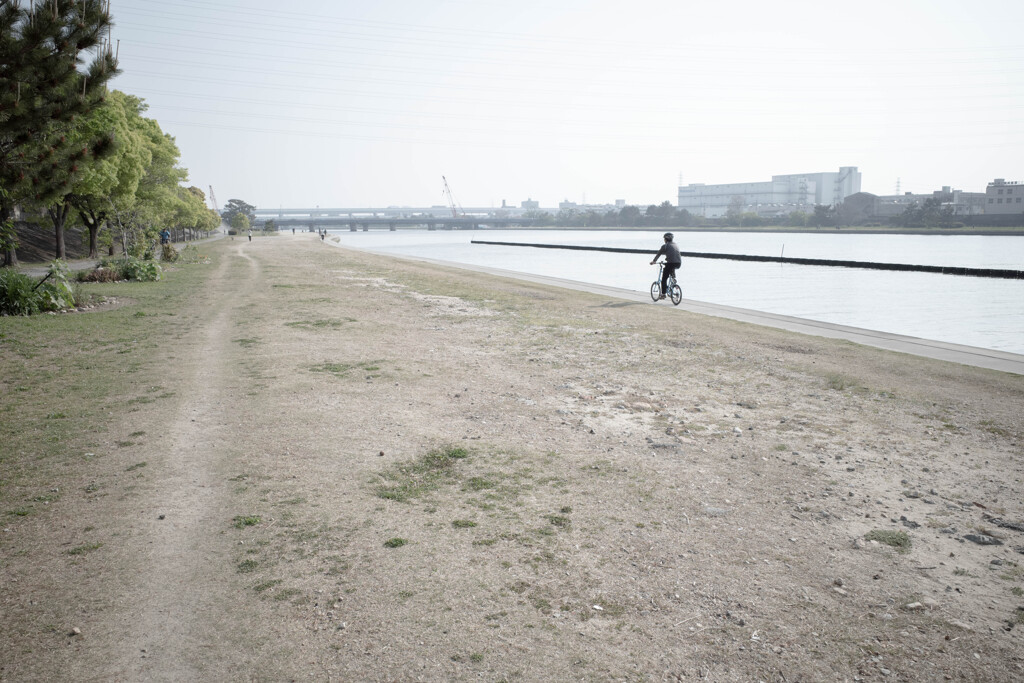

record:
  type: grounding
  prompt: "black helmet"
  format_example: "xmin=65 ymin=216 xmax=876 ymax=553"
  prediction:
xmin=663 ymin=232 xmax=674 ymax=242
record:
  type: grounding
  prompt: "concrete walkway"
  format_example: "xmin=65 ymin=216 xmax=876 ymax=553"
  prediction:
xmin=344 ymin=244 xmax=1024 ymax=376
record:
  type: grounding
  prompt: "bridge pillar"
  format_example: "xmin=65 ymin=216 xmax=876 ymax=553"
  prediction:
xmin=361 ymin=223 xmax=368 ymax=231
xmin=389 ymin=222 xmax=396 ymax=231
xmin=349 ymin=223 xmax=357 ymax=232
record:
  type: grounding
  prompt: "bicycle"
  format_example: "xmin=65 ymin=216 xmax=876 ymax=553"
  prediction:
xmin=650 ymin=262 xmax=682 ymax=306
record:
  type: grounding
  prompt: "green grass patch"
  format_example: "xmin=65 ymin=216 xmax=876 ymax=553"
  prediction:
xmin=865 ymin=529 xmax=911 ymax=552
xmin=309 ymin=360 xmax=384 ymax=378
xmin=125 ymin=462 xmax=147 ymax=472
xmin=375 ymin=445 xmax=471 ymax=502
xmin=232 ymin=515 xmax=261 ymax=529
xmin=451 ymin=519 xmax=477 ymax=529
xmin=237 ymin=559 xmax=259 ymax=573
xmin=254 ymin=579 xmax=283 ymax=593
xmin=67 ymin=542 xmax=103 ymax=556
xmin=233 ymin=337 xmax=260 ymax=348
xmin=384 ymin=537 xmax=408 ymax=548
xmin=285 ymin=318 xmax=355 ymax=329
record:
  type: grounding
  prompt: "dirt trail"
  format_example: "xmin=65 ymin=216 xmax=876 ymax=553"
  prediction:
xmin=3 ymin=235 xmax=1023 ymax=682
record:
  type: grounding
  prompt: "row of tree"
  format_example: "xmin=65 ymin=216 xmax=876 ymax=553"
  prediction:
xmin=523 ymin=200 xmax=835 ymax=229
xmin=1 ymin=1 xmax=220 ymax=267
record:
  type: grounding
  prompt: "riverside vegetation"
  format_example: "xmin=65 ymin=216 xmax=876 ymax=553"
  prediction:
xmin=1 ymin=235 xmax=1023 ymax=681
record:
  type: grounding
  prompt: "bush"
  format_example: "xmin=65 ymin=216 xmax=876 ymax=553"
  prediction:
xmin=77 ymin=267 xmax=120 ymax=283
xmin=36 ymin=261 xmax=75 ymax=311
xmin=0 ymin=270 xmax=41 ymax=315
xmin=96 ymin=256 xmax=162 ymax=282
xmin=0 ymin=261 xmax=75 ymax=315
xmin=161 ymin=243 xmax=179 ymax=262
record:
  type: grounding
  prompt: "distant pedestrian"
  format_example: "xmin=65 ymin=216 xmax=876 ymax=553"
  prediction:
xmin=248 ymin=229 xmax=252 ymax=242
xmin=292 ymin=228 xmax=295 ymax=234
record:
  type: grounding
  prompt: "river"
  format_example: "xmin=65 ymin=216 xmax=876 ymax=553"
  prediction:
xmin=329 ymin=229 xmax=1024 ymax=355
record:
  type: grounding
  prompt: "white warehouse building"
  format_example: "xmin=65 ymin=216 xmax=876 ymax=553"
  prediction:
xmin=678 ymin=166 xmax=862 ymax=218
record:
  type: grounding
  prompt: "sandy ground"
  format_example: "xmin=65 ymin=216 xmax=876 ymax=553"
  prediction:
xmin=2 ymin=235 xmax=1023 ymax=682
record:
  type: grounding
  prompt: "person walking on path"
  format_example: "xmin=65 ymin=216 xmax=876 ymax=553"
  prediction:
xmin=650 ymin=232 xmax=681 ymax=300
xmin=248 ymin=229 xmax=252 ymax=242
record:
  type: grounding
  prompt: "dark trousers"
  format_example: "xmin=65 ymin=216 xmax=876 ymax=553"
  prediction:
xmin=661 ymin=264 xmax=678 ymax=294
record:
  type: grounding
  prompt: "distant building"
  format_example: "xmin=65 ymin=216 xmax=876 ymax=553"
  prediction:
xmin=520 ymin=198 xmax=539 ymax=210
xmin=866 ymin=186 xmax=986 ymax=219
xmin=985 ymin=179 xmax=1024 ymax=215
xmin=678 ymin=166 xmax=862 ymax=218
xmin=558 ymin=199 xmax=578 ymax=211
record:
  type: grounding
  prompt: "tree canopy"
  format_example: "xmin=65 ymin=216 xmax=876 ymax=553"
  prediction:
xmin=0 ymin=0 xmax=119 ymax=264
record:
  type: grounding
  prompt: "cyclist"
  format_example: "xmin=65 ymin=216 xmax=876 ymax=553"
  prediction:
xmin=650 ymin=232 xmax=681 ymax=299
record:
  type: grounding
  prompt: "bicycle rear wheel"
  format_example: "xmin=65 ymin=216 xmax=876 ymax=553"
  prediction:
xmin=650 ymin=281 xmax=661 ymax=301
xmin=670 ymin=283 xmax=682 ymax=306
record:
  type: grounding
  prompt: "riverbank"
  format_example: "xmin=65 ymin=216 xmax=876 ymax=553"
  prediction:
xmin=2 ymin=235 xmax=1022 ymax=681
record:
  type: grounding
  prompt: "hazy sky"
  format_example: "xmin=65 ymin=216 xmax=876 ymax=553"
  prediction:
xmin=110 ymin=0 xmax=1024 ymax=210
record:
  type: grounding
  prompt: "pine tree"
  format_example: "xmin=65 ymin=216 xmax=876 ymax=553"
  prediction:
xmin=0 ymin=0 xmax=119 ymax=266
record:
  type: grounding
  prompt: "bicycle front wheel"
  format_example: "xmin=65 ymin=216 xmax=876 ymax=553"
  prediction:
xmin=670 ymin=284 xmax=682 ymax=306
xmin=650 ymin=281 xmax=661 ymax=301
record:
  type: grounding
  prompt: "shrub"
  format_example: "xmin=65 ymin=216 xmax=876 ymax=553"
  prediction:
xmin=0 ymin=270 xmax=41 ymax=316
xmin=95 ymin=256 xmax=162 ymax=282
xmin=1 ymin=261 xmax=75 ymax=315
xmin=77 ymin=267 xmax=120 ymax=283
xmin=161 ymin=243 xmax=179 ymax=262
xmin=35 ymin=261 xmax=75 ymax=312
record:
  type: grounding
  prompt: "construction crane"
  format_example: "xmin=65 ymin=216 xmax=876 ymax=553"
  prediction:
xmin=442 ymin=176 xmax=462 ymax=218
xmin=208 ymin=185 xmax=220 ymax=215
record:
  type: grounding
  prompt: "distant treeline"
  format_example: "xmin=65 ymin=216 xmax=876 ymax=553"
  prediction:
xmin=528 ymin=199 xmax=1024 ymax=229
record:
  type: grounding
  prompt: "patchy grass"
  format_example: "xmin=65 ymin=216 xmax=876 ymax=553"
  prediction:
xmin=384 ymin=537 xmax=408 ymax=548
xmin=865 ymin=529 xmax=911 ymax=553
xmin=452 ymin=519 xmax=477 ymax=529
xmin=375 ymin=445 xmax=471 ymax=502
xmin=285 ymin=318 xmax=355 ymax=329
xmin=309 ymin=360 xmax=384 ymax=378
xmin=67 ymin=542 xmax=103 ymax=556
xmin=232 ymin=515 xmax=262 ymax=529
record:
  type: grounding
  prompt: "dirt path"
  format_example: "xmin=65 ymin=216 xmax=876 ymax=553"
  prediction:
xmin=3 ymin=235 xmax=1024 ymax=681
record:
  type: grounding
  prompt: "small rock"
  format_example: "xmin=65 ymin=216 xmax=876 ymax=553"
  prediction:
xmin=378 ymin=451 xmax=385 ymax=457
xmin=963 ymin=534 xmax=1003 ymax=546
xmin=833 ymin=587 xmax=848 ymax=596
xmin=157 ymin=514 xmax=165 ymax=520
xmin=70 ymin=627 xmax=81 ymax=636
xmin=592 ymin=605 xmax=603 ymax=611
xmin=904 ymin=602 xmax=925 ymax=611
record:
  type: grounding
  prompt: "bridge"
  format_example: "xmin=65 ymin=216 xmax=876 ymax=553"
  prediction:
xmin=257 ymin=215 xmax=537 ymax=231
xmin=252 ymin=206 xmax=545 ymax=230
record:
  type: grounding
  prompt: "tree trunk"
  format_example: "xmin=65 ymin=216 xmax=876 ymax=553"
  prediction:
xmin=76 ymin=207 xmax=106 ymax=259
xmin=1 ymin=203 xmax=19 ymax=268
xmin=48 ymin=203 xmax=71 ymax=260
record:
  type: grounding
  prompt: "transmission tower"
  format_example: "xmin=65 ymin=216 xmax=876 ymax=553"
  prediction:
xmin=208 ymin=185 xmax=220 ymax=214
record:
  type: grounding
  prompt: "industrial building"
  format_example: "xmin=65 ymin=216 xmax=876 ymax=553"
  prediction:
xmin=985 ymin=179 xmax=1024 ymax=214
xmin=678 ymin=167 xmax=862 ymax=218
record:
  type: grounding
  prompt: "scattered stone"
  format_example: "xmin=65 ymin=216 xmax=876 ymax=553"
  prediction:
xmin=833 ymin=587 xmax=848 ymax=597
xmin=70 ymin=627 xmax=81 ymax=636
xmin=963 ymin=534 xmax=1003 ymax=546
xmin=900 ymin=516 xmax=921 ymax=529
xmin=852 ymin=538 xmax=866 ymax=550
xmin=157 ymin=514 xmax=165 ymax=520
xmin=378 ymin=451 xmax=385 ymax=457
xmin=904 ymin=602 xmax=925 ymax=611
xmin=983 ymin=515 xmax=1024 ymax=533
xmin=703 ymin=506 xmax=729 ymax=517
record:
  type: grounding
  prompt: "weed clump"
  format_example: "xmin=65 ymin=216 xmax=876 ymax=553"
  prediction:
xmin=232 ymin=515 xmax=261 ymax=529
xmin=865 ymin=529 xmax=911 ymax=552
xmin=384 ymin=537 xmax=408 ymax=548
xmin=375 ymin=445 xmax=470 ymax=502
